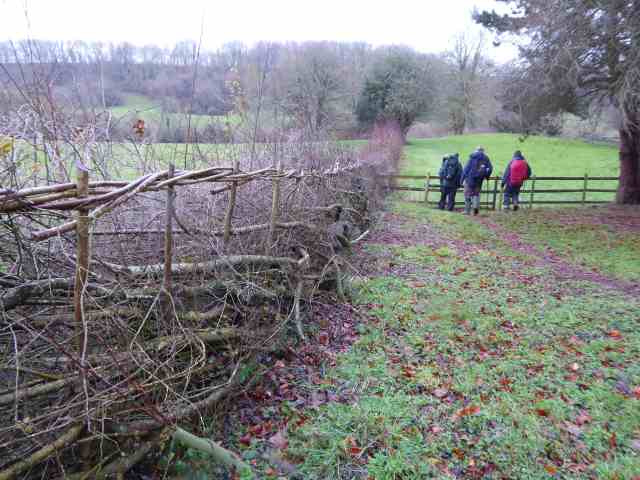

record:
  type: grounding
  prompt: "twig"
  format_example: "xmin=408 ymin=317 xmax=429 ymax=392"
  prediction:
xmin=0 ymin=424 xmax=83 ymax=480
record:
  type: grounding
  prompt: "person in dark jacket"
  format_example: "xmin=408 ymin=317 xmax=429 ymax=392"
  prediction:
xmin=461 ymin=147 xmax=493 ymax=215
xmin=438 ymin=153 xmax=463 ymax=211
xmin=501 ymin=150 xmax=532 ymax=210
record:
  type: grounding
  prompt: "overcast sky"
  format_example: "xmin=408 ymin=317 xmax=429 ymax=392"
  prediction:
xmin=1 ymin=0 xmax=518 ymax=62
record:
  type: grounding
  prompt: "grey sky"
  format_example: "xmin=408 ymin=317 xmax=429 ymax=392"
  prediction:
xmin=1 ymin=0 xmax=518 ymax=62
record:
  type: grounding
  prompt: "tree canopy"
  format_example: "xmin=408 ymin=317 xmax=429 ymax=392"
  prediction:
xmin=475 ymin=0 xmax=640 ymax=203
xmin=356 ymin=48 xmax=435 ymax=138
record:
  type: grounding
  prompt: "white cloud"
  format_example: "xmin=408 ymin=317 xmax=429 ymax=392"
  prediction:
xmin=1 ymin=0 xmax=518 ymax=62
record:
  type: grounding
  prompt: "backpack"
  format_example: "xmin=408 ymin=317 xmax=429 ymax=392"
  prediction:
xmin=444 ymin=157 xmax=458 ymax=182
xmin=471 ymin=153 xmax=490 ymax=182
xmin=509 ymin=158 xmax=529 ymax=186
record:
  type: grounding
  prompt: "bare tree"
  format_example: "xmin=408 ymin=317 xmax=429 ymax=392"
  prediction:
xmin=278 ymin=42 xmax=344 ymax=134
xmin=446 ymin=32 xmax=493 ymax=134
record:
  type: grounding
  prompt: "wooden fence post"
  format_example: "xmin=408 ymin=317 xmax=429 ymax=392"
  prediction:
xmin=163 ymin=163 xmax=175 ymax=297
xmin=268 ymin=160 xmax=282 ymax=253
xmin=424 ymin=172 xmax=431 ymax=205
xmin=582 ymin=172 xmax=588 ymax=205
xmin=74 ymin=168 xmax=90 ymax=356
xmin=498 ymin=182 xmax=504 ymax=210
xmin=73 ymin=163 xmax=93 ymax=468
xmin=492 ymin=177 xmax=499 ymax=210
xmin=529 ymin=176 xmax=536 ymax=209
xmin=223 ymin=160 xmax=239 ymax=245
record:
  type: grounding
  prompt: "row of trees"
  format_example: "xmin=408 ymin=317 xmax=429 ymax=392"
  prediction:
xmin=0 ymin=38 xmax=503 ymax=139
xmin=4 ymin=0 xmax=637 ymax=204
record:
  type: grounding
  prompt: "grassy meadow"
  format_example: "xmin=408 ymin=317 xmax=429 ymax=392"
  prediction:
xmin=399 ymin=134 xmax=620 ymax=204
xmin=229 ymin=202 xmax=640 ymax=479
xmin=109 ymin=93 xmax=241 ymax=129
xmin=198 ymin=134 xmax=638 ymax=479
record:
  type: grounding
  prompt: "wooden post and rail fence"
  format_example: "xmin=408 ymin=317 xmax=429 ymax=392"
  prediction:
xmin=383 ymin=172 xmax=619 ymax=209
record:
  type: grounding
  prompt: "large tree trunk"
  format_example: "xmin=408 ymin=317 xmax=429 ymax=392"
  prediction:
xmin=616 ymin=117 xmax=640 ymax=204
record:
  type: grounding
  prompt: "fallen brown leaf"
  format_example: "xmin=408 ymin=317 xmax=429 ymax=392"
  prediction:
xmin=269 ymin=430 xmax=289 ymax=450
xmin=402 ymin=365 xmax=416 ymax=379
xmin=452 ymin=447 xmax=465 ymax=460
xmin=453 ymin=405 xmax=480 ymax=420
xmin=544 ymin=464 xmax=558 ymax=475
xmin=433 ymin=388 xmax=448 ymax=398
xmin=575 ymin=410 xmax=592 ymax=426
xmin=561 ymin=421 xmax=583 ymax=437
xmin=349 ymin=446 xmax=362 ymax=456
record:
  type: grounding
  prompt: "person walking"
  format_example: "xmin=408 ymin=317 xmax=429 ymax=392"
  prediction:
xmin=501 ymin=150 xmax=532 ymax=211
xmin=438 ymin=153 xmax=463 ymax=211
xmin=461 ymin=147 xmax=493 ymax=215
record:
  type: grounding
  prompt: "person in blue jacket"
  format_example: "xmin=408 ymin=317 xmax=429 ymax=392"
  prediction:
xmin=461 ymin=147 xmax=493 ymax=215
xmin=438 ymin=153 xmax=463 ymax=211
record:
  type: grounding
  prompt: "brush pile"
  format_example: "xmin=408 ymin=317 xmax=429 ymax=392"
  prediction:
xmin=0 ymin=123 xmax=402 ymax=478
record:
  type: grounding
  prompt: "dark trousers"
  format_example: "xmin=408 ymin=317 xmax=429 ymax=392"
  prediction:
xmin=438 ymin=186 xmax=458 ymax=211
xmin=504 ymin=184 xmax=522 ymax=208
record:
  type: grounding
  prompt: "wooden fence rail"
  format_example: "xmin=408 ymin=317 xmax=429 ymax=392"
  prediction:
xmin=381 ymin=173 xmax=619 ymax=208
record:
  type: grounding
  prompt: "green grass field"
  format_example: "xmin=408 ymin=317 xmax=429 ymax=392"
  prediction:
xmin=109 ymin=93 xmax=241 ymax=129
xmin=400 ymin=134 xmax=620 ymax=204
xmin=7 ymin=141 xmax=247 ymax=182
xmin=7 ymin=138 xmax=367 ymax=184
xmin=253 ymin=203 xmax=640 ymax=480
xmin=492 ymin=208 xmax=640 ymax=282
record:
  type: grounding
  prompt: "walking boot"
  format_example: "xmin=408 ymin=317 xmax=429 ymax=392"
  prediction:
xmin=463 ymin=198 xmax=471 ymax=215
